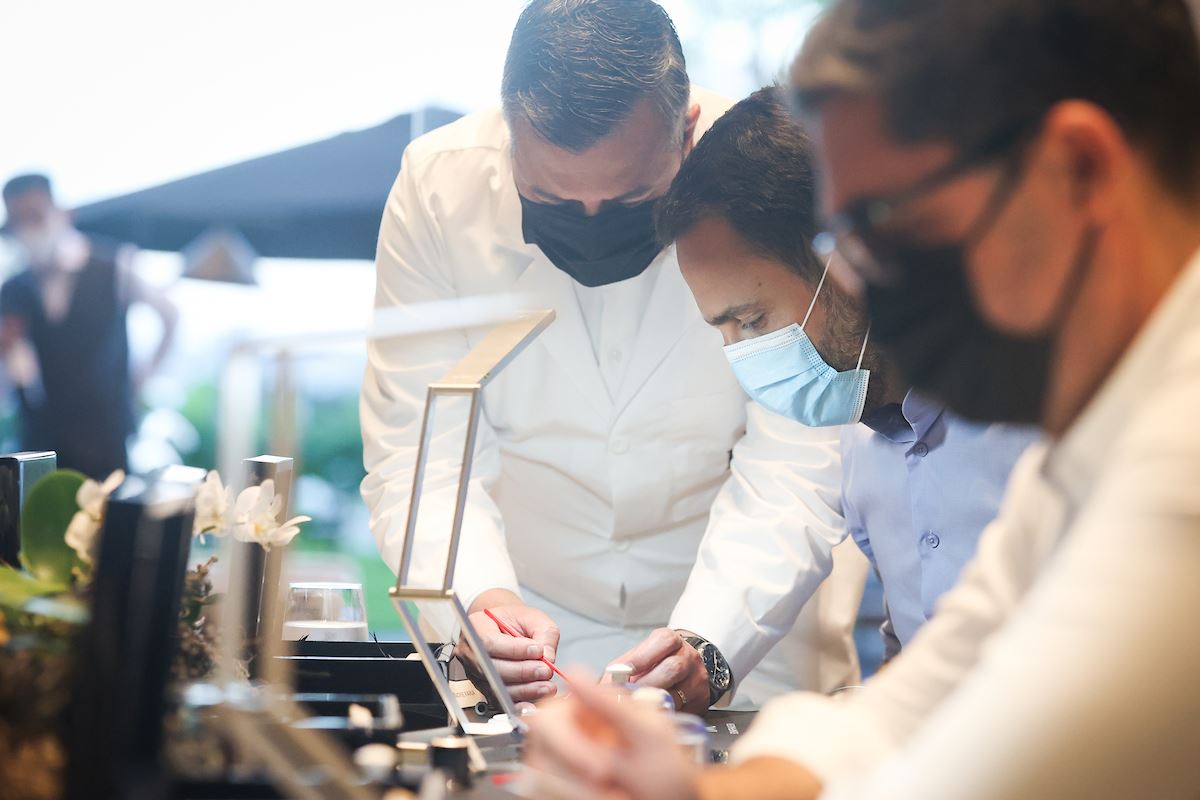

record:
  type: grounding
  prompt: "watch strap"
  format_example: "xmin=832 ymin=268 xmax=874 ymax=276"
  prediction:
xmin=681 ymin=634 xmax=731 ymax=705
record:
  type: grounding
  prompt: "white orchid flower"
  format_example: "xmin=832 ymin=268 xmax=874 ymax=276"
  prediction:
xmin=66 ymin=470 xmax=125 ymax=565
xmin=230 ymin=479 xmax=310 ymax=550
xmin=193 ymin=470 xmax=233 ymax=541
xmin=65 ymin=510 xmax=100 ymax=565
xmin=77 ymin=470 xmax=125 ymax=518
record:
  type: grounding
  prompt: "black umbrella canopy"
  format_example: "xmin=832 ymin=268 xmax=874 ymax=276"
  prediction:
xmin=73 ymin=107 xmax=461 ymax=260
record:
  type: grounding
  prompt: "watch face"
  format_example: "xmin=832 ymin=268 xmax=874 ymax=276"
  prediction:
xmin=702 ymin=644 xmax=732 ymax=691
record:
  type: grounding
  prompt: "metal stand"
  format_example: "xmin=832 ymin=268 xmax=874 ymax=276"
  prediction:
xmin=182 ymin=310 xmax=552 ymax=798
xmin=390 ymin=310 xmax=555 ymax=733
xmin=207 ymin=455 xmax=376 ymax=800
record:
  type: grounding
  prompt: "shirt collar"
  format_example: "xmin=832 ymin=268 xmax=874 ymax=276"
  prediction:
xmin=1045 ymin=246 xmax=1200 ymax=504
xmin=860 ymin=389 xmax=948 ymax=444
xmin=901 ymin=390 xmax=946 ymax=443
xmin=861 ymin=402 xmax=913 ymax=442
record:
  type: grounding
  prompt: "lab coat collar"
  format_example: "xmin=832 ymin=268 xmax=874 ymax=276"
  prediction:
xmin=495 ymin=97 xmax=712 ymax=419
xmin=1045 ymin=246 xmax=1200 ymax=506
xmin=465 ymin=121 xmax=609 ymax=414
xmin=491 ymin=132 xmax=539 ymax=267
xmin=491 ymin=138 xmax=614 ymax=416
xmin=512 ymin=242 xmax=614 ymax=418
xmin=612 ymin=251 xmax=700 ymax=417
xmin=508 ymin=238 xmax=699 ymax=421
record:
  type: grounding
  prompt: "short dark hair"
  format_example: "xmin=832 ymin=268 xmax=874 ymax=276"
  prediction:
xmin=656 ymin=86 xmax=824 ymax=283
xmin=791 ymin=0 xmax=1200 ymax=200
xmin=3 ymin=173 xmax=53 ymax=203
xmin=501 ymin=0 xmax=690 ymax=153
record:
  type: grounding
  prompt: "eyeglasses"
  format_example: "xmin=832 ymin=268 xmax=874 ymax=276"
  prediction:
xmin=815 ymin=120 xmax=1040 ymax=284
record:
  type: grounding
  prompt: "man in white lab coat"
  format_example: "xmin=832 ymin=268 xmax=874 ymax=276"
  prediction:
xmin=361 ymin=0 xmax=866 ymax=711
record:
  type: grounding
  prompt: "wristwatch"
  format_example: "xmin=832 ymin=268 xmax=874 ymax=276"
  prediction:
xmin=681 ymin=634 xmax=733 ymax=706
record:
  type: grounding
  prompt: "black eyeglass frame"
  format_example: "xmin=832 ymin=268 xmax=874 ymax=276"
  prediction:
xmin=818 ymin=119 xmax=1042 ymax=283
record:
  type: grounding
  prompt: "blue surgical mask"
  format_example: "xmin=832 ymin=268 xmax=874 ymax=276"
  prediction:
xmin=723 ymin=260 xmax=871 ymax=427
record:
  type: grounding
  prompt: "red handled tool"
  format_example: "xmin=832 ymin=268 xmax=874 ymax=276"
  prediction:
xmin=483 ymin=608 xmax=572 ymax=685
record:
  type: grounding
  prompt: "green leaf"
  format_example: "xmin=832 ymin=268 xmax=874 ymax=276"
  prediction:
xmin=20 ymin=471 xmax=88 ymax=584
xmin=0 ymin=566 xmax=66 ymax=608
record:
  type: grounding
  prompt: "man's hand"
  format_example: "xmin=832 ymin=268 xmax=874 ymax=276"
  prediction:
xmin=461 ymin=588 xmax=561 ymax=702
xmin=527 ymin=675 xmax=823 ymax=800
xmin=609 ymin=628 xmax=711 ymax=714
xmin=525 ymin=671 xmax=701 ymax=800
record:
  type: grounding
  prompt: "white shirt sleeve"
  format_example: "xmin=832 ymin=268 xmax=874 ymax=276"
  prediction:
xmin=669 ymin=402 xmax=850 ymax=686
xmin=738 ymin=419 xmax=1200 ymax=799
xmin=360 ymin=150 xmax=520 ymax=609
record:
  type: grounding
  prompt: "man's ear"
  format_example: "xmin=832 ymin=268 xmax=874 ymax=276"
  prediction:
xmin=1044 ymin=100 xmax=1128 ymax=224
xmin=682 ymin=103 xmax=702 ymax=157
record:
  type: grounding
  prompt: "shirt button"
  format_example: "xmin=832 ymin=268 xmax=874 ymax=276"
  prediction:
xmin=925 ymin=532 xmax=941 ymax=549
xmin=610 ymin=437 xmax=629 ymax=454
xmin=912 ymin=442 xmax=929 ymax=457
xmin=615 ymin=540 xmax=632 ymax=553
xmin=608 ymin=348 xmax=623 ymax=363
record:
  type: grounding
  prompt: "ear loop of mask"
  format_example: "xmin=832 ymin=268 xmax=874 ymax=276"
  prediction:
xmin=805 ymin=255 xmax=872 ymax=371
xmin=855 ymin=323 xmax=871 ymax=371
xmin=800 ymin=256 xmax=832 ymax=331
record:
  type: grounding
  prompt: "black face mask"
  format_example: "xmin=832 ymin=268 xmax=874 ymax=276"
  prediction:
xmin=866 ymin=229 xmax=1096 ymax=425
xmin=519 ymin=194 xmax=663 ymax=287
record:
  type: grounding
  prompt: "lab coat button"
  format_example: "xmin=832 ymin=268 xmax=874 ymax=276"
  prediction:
xmin=912 ymin=442 xmax=929 ymax=457
xmin=610 ymin=437 xmax=630 ymax=454
xmin=925 ymin=532 xmax=941 ymax=549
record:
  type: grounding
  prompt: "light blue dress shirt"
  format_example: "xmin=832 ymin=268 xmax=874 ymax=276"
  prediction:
xmin=840 ymin=390 xmax=1040 ymax=658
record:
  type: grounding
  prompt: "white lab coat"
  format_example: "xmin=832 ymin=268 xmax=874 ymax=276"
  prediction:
xmin=360 ymin=88 xmax=867 ymax=704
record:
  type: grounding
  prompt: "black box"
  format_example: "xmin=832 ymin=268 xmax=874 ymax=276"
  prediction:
xmin=275 ymin=639 xmax=444 ymax=702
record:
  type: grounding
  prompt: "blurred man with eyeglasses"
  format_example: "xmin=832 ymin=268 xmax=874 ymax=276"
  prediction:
xmin=522 ymin=2 xmax=1200 ymax=798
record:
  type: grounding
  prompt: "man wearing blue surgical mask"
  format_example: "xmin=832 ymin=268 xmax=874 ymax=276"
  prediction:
xmin=651 ymin=87 xmax=1041 ymax=661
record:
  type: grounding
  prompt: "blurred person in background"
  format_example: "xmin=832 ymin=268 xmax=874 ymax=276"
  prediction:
xmin=0 ymin=173 xmax=178 ymax=478
xmin=523 ymin=0 xmax=1200 ymax=798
